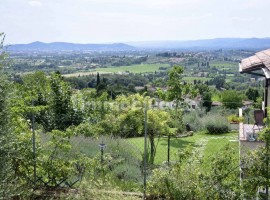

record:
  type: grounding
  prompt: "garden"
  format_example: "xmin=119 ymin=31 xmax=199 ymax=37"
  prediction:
xmin=0 ymin=48 xmax=269 ymax=199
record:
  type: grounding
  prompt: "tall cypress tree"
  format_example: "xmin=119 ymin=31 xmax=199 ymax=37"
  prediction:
xmin=96 ymin=72 xmax=100 ymax=87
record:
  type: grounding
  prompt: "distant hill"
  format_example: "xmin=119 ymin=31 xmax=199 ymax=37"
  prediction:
xmin=7 ymin=41 xmax=136 ymax=51
xmin=8 ymin=38 xmax=270 ymax=51
xmin=127 ymin=38 xmax=270 ymax=50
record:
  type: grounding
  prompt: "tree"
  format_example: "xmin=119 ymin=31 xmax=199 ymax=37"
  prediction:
xmin=245 ymin=87 xmax=259 ymax=102
xmin=0 ymin=32 xmax=12 ymax=195
xmin=157 ymin=66 xmax=195 ymax=132
xmin=96 ymin=72 xmax=100 ymax=86
xmin=49 ymin=72 xmax=83 ymax=131
xmin=0 ymin=32 xmax=9 ymax=137
xmin=202 ymin=92 xmax=212 ymax=112
xmin=12 ymin=71 xmax=83 ymax=132
xmin=210 ymin=76 xmax=225 ymax=90
xmin=147 ymin=109 xmax=170 ymax=164
xmin=115 ymin=94 xmax=170 ymax=164
xmin=221 ymin=90 xmax=243 ymax=109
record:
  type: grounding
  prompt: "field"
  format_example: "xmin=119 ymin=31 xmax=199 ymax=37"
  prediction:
xmin=94 ymin=63 xmax=170 ymax=74
xmin=210 ymin=61 xmax=238 ymax=68
xmin=62 ymin=71 xmax=112 ymax=77
xmin=182 ymin=76 xmax=211 ymax=82
xmin=60 ymin=63 xmax=170 ymax=77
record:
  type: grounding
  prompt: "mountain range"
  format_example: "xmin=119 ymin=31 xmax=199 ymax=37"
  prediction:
xmin=127 ymin=38 xmax=270 ymax=50
xmin=7 ymin=38 xmax=270 ymax=51
xmin=7 ymin=41 xmax=135 ymax=51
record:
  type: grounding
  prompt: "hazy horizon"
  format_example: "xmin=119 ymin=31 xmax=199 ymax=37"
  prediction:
xmin=7 ymin=37 xmax=270 ymax=45
xmin=1 ymin=0 xmax=270 ymax=44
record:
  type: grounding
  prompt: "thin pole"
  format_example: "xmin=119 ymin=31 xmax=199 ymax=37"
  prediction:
xmin=266 ymin=138 xmax=269 ymax=200
xmin=32 ymin=100 xmax=36 ymax=188
xmin=101 ymin=147 xmax=104 ymax=164
xmin=167 ymin=134 xmax=171 ymax=165
xmin=239 ymin=108 xmax=243 ymax=187
xmin=266 ymin=111 xmax=269 ymax=200
xmin=143 ymin=102 xmax=147 ymax=199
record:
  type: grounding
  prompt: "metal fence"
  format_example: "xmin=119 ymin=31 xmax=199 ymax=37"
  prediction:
xmin=2 ymin=102 xmax=270 ymax=199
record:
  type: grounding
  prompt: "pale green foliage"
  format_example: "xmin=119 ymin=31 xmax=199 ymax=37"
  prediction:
xmin=148 ymin=145 xmax=241 ymax=199
xmin=0 ymin=33 xmax=8 ymax=70
xmin=164 ymin=66 xmax=197 ymax=107
xmin=74 ymin=88 xmax=109 ymax=123
xmin=156 ymin=66 xmax=196 ymax=134
xmin=0 ymin=33 xmax=29 ymax=199
xmin=147 ymin=109 xmax=170 ymax=164
xmin=221 ymin=90 xmax=243 ymax=109
xmin=11 ymin=71 xmax=84 ymax=132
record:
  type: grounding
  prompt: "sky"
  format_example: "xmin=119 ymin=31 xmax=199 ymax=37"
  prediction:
xmin=1 ymin=0 xmax=270 ymax=44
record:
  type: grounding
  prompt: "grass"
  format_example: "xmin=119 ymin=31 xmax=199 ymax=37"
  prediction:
xmin=68 ymin=131 xmax=239 ymax=165
xmin=127 ymin=131 xmax=238 ymax=164
xmin=210 ymin=61 xmax=238 ymax=68
xmin=60 ymin=63 xmax=170 ymax=77
xmin=94 ymin=63 xmax=170 ymax=74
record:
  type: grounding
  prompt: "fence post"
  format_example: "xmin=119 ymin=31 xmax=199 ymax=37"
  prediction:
xmin=167 ymin=134 xmax=171 ymax=165
xmin=143 ymin=101 xmax=147 ymax=199
xmin=31 ymin=100 xmax=36 ymax=188
xmin=266 ymin=112 xmax=270 ymax=200
xmin=266 ymin=137 xmax=269 ymax=200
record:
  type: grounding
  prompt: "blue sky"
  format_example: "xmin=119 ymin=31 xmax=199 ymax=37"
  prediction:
xmin=1 ymin=0 xmax=270 ymax=44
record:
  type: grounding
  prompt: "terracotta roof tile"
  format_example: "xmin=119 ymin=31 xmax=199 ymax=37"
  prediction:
xmin=240 ymin=49 xmax=270 ymax=72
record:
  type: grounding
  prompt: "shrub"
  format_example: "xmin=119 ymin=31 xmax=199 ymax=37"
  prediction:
xmin=227 ymin=114 xmax=244 ymax=123
xmin=182 ymin=109 xmax=205 ymax=132
xmin=147 ymin=145 xmax=241 ymax=199
xmin=203 ymin=114 xmax=230 ymax=134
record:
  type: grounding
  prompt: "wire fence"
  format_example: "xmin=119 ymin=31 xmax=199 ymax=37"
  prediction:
xmin=1 ymin=101 xmax=270 ymax=199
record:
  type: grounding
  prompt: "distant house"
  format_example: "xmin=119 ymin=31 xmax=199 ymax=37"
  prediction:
xmin=212 ymin=101 xmax=222 ymax=107
xmin=242 ymin=100 xmax=253 ymax=108
xmin=239 ymin=49 xmax=270 ymax=116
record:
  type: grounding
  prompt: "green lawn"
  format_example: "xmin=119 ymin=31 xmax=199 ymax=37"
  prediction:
xmin=68 ymin=131 xmax=239 ymax=165
xmin=94 ymin=63 xmax=170 ymax=74
xmin=127 ymin=131 xmax=239 ymax=164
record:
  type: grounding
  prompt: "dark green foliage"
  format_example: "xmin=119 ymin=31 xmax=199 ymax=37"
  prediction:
xmin=96 ymin=72 xmax=100 ymax=86
xmin=202 ymin=92 xmax=212 ymax=112
xmin=209 ymin=76 xmax=225 ymax=89
xmin=203 ymin=114 xmax=230 ymax=134
xmin=245 ymin=87 xmax=259 ymax=102
xmin=206 ymin=123 xmax=229 ymax=134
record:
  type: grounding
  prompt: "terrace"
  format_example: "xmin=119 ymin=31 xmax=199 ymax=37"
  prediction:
xmin=239 ymin=49 xmax=270 ymax=145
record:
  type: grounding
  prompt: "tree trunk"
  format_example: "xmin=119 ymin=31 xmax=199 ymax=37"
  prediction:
xmin=149 ymin=134 xmax=155 ymax=164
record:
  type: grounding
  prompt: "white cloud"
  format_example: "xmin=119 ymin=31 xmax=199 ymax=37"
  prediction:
xmin=28 ymin=1 xmax=42 ymax=7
